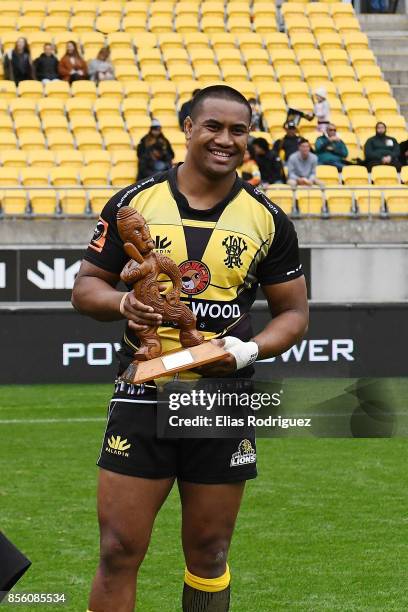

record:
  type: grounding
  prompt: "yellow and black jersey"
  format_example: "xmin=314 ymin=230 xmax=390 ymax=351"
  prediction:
xmin=84 ymin=165 xmax=303 ymax=375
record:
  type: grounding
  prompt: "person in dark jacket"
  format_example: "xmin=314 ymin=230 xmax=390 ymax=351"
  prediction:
xmin=4 ymin=37 xmax=33 ymax=85
xmin=364 ymin=122 xmax=400 ymax=170
xmin=178 ymin=89 xmax=201 ymax=129
xmin=33 ymin=43 xmax=59 ymax=82
xmin=315 ymin=124 xmax=349 ymax=169
xmin=399 ymin=138 xmax=408 ymax=166
xmin=137 ymin=119 xmax=174 ymax=162
xmin=272 ymin=121 xmax=302 ymax=163
xmin=137 ymin=143 xmax=173 ymax=180
xmin=252 ymin=137 xmax=286 ymax=186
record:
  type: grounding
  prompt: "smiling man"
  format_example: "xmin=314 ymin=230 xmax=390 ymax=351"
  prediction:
xmin=72 ymin=85 xmax=308 ymax=612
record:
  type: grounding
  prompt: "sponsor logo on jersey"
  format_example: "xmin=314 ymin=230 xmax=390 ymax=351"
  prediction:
xmin=154 ymin=235 xmax=172 ymax=253
xmin=89 ymin=217 xmax=109 ymax=253
xmin=179 ymin=260 xmax=211 ymax=295
xmin=190 ymin=301 xmax=241 ymax=319
xmin=222 ymin=236 xmax=247 ymax=269
xmin=105 ymin=434 xmax=131 ymax=457
xmin=230 ymin=439 xmax=256 ymax=467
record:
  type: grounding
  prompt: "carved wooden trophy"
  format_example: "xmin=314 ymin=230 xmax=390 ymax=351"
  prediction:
xmin=116 ymin=206 xmax=226 ymax=383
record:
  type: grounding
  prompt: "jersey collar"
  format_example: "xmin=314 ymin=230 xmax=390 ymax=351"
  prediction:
xmin=167 ymin=163 xmax=243 ymax=218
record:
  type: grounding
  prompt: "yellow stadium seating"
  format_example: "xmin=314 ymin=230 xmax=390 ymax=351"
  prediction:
xmin=316 ymin=165 xmax=340 ymax=186
xmin=50 ymin=167 xmax=80 ymax=187
xmin=99 ymin=2 xmax=124 ymax=18
xmin=0 ymin=133 xmax=18 ymax=151
xmin=37 ymin=98 xmax=65 ymax=119
xmin=124 ymin=2 xmax=150 ymax=18
xmin=297 ymin=188 xmax=324 ymax=216
xmin=0 ymin=81 xmax=17 ymax=99
xmin=71 ymin=2 xmax=98 ymax=18
xmin=111 ymin=150 xmax=137 ymax=167
xmin=69 ymin=16 xmax=95 ymax=33
xmin=43 ymin=16 xmax=67 ymax=33
xmin=20 ymin=167 xmax=50 ymax=187
xmin=59 ymin=189 xmax=88 ymax=215
xmin=75 ymin=129 xmax=104 ymax=151
xmin=0 ymin=115 xmax=14 ymax=135
xmin=306 ymin=3 xmax=330 ymax=17
xmin=89 ymin=188 xmax=116 ymax=214
xmin=342 ymin=31 xmax=369 ymax=51
xmin=103 ymin=130 xmax=133 ymax=151
xmin=281 ymin=3 xmax=306 ymax=18
xmin=107 ymin=32 xmax=133 ymax=50
xmin=29 ymin=189 xmax=58 ymax=215
xmin=385 ymin=189 xmax=408 ymax=215
xmin=44 ymin=81 xmax=71 ymax=100
xmin=80 ymin=165 xmax=108 ymax=186
xmin=354 ymin=189 xmax=383 ymax=215
xmin=83 ymin=150 xmax=111 ymax=171
xmin=0 ymin=151 xmax=27 ymax=168
xmin=47 ymin=2 xmax=72 ymax=18
xmin=0 ymin=190 xmax=28 ymax=216
xmin=266 ymin=187 xmax=294 ymax=215
xmin=97 ymin=81 xmax=124 ymax=102
xmin=0 ymin=2 xmax=21 ymax=19
xmin=27 ymin=150 xmax=55 ymax=168
xmin=17 ymin=16 xmax=44 ymax=32
xmin=371 ymin=166 xmax=400 ymax=186
xmin=0 ymin=168 xmax=20 ymax=186
xmin=110 ymin=165 xmax=136 ymax=187
xmin=326 ymin=188 xmax=354 ymax=215
xmin=342 ymin=165 xmax=369 ymax=186
xmin=56 ymin=150 xmax=84 ymax=167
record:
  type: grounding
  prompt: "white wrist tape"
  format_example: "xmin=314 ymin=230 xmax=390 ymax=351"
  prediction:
xmin=119 ymin=292 xmax=129 ymax=316
xmin=222 ymin=336 xmax=259 ymax=370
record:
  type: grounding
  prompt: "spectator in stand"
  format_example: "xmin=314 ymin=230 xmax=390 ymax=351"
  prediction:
xmin=137 ymin=119 xmax=174 ymax=163
xmin=58 ymin=41 xmax=88 ymax=83
xmin=137 ymin=143 xmax=173 ymax=180
xmin=178 ymin=89 xmax=201 ymax=129
xmin=33 ymin=43 xmax=59 ymax=83
xmin=287 ymin=139 xmax=324 ymax=188
xmin=3 ymin=37 xmax=33 ymax=85
xmin=399 ymin=138 xmax=408 ymax=166
xmin=252 ymin=137 xmax=286 ymax=186
xmin=248 ymin=98 xmax=266 ymax=132
xmin=364 ymin=122 xmax=400 ymax=170
xmin=315 ymin=124 xmax=349 ymax=170
xmin=88 ymin=47 xmax=115 ymax=83
xmin=238 ymin=149 xmax=261 ymax=186
xmin=272 ymin=121 xmax=302 ymax=163
xmin=306 ymin=87 xmax=330 ymax=133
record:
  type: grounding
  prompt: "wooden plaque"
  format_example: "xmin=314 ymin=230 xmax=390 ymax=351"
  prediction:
xmin=120 ymin=341 xmax=227 ymax=384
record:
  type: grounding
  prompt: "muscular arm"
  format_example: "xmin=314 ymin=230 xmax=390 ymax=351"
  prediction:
xmin=71 ymin=260 xmax=162 ymax=329
xmin=254 ymin=275 xmax=309 ymax=359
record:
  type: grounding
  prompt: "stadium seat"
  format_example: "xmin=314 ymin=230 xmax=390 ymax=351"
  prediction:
xmin=37 ymin=98 xmax=65 ymax=119
xmin=0 ymin=2 xmax=21 ymax=19
xmin=326 ymin=188 xmax=354 ymax=215
xmin=83 ymin=150 xmax=111 ymax=172
xmin=99 ymin=2 xmax=124 ymax=18
xmin=342 ymin=31 xmax=369 ymax=51
xmin=27 ymin=150 xmax=55 ymax=168
xmin=0 ymin=190 xmax=28 ymax=216
xmin=315 ymin=31 xmax=343 ymax=52
xmin=44 ymin=81 xmax=71 ymax=100
xmin=103 ymin=130 xmax=133 ymax=151
xmin=385 ymin=188 xmax=408 ymax=215
xmin=110 ymin=166 xmax=136 ymax=187
xmin=289 ymin=32 xmax=316 ymax=51
xmin=281 ymin=3 xmax=306 ymax=18
xmin=296 ymin=48 xmax=323 ymax=68
xmin=80 ymin=165 xmax=108 ymax=186
xmin=330 ymin=2 xmax=355 ymax=18
xmin=47 ymin=2 xmax=72 ymax=18
xmin=316 ymin=166 xmax=340 ymax=186
xmin=265 ymin=187 xmax=295 ymax=216
xmin=0 ymin=115 xmax=14 ymax=135
xmin=175 ymin=15 xmax=199 ymax=33
xmin=43 ymin=16 xmax=68 ymax=33
xmin=17 ymin=16 xmax=43 ymax=32
xmin=29 ymin=190 xmax=58 ymax=216
xmin=59 ymin=189 xmax=88 ymax=215
xmin=18 ymin=130 xmax=47 ymax=151
xmin=0 ymin=151 xmax=27 ymax=168
xmin=17 ymin=81 xmax=43 ymax=99
xmin=56 ymin=150 xmax=84 ymax=167
xmin=371 ymin=166 xmax=400 ymax=186
xmin=124 ymin=2 xmax=150 ymax=18
xmin=111 ymin=150 xmax=137 ymax=167
xmin=296 ymin=188 xmax=325 ymax=216
xmin=0 ymin=133 xmax=18 ymax=151
xmin=75 ymin=129 xmax=104 ymax=151
xmin=70 ymin=16 xmax=95 ymax=33
xmin=71 ymin=81 xmax=97 ymax=99
xmin=342 ymin=166 xmax=369 ymax=186
xmin=20 ymin=167 xmax=50 ymax=187
xmin=306 ymin=3 xmax=330 ymax=17
xmin=0 ymin=168 xmax=20 ymax=186
xmin=47 ymin=129 xmax=76 ymax=150
xmin=354 ymin=188 xmax=383 ymax=216
xmin=0 ymin=81 xmax=17 ymax=100
xmin=149 ymin=15 xmax=174 ymax=33
xmin=49 ymin=167 xmax=79 ymax=187
xmin=89 ymin=188 xmax=117 ymax=214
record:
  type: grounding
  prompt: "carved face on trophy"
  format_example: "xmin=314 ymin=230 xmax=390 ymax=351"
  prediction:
xmin=116 ymin=206 xmax=226 ymax=383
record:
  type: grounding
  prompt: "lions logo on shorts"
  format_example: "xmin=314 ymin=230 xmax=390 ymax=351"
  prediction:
xmin=230 ymin=439 xmax=256 ymax=467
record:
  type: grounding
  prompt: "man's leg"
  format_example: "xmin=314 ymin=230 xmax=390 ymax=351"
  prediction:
xmin=88 ymin=469 xmax=174 ymax=612
xmin=179 ymin=481 xmax=246 ymax=612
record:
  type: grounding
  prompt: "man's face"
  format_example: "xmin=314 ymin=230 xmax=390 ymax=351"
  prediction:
xmin=185 ymin=98 xmax=250 ymax=178
xmin=132 ymin=222 xmax=155 ymax=255
xmin=299 ymin=142 xmax=310 ymax=158
xmin=376 ymin=124 xmax=386 ymax=136
xmin=286 ymin=127 xmax=296 ymax=137
xmin=44 ymin=45 xmax=53 ymax=56
xmin=150 ymin=127 xmax=161 ymax=137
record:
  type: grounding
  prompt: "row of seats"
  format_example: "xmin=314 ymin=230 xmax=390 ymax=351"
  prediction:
xmin=1 ymin=186 xmax=406 ymax=217
xmin=316 ymin=165 xmax=408 ymax=187
xmin=0 ymin=166 xmax=136 ymax=187
xmin=266 ymin=186 xmax=408 ymax=216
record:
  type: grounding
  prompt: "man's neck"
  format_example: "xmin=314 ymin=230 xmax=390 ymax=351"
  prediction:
xmin=177 ymin=161 xmax=237 ymax=210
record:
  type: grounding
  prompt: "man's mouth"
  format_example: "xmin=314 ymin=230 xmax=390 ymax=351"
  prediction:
xmin=209 ymin=149 xmax=234 ymax=160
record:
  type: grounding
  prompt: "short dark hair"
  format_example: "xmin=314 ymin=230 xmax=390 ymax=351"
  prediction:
xmin=189 ymin=85 xmax=252 ymax=123
xmin=252 ymin=137 xmax=269 ymax=152
xmin=298 ymin=138 xmax=310 ymax=146
xmin=376 ymin=121 xmax=386 ymax=130
xmin=192 ymin=88 xmax=201 ymax=97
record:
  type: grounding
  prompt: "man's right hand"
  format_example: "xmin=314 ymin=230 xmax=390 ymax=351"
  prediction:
xmin=120 ymin=292 xmax=163 ymax=331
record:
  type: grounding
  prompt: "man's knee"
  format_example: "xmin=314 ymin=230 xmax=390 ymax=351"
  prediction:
xmin=99 ymin=530 xmax=150 ymax=574
xmin=185 ymin=531 xmax=230 ymax=577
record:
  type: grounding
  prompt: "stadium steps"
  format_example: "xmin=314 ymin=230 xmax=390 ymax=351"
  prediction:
xmin=359 ymin=14 xmax=408 ymax=119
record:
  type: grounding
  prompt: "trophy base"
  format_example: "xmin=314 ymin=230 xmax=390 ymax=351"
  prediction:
xmin=119 ymin=341 xmax=227 ymax=384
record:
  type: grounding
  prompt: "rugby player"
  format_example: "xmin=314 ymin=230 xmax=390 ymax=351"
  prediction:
xmin=72 ymin=85 xmax=308 ymax=612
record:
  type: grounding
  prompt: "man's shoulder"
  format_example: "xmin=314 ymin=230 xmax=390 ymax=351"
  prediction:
xmin=240 ymin=181 xmax=286 ymax=219
xmin=104 ymin=172 xmax=170 ymax=213
xmin=309 ymin=152 xmax=318 ymax=162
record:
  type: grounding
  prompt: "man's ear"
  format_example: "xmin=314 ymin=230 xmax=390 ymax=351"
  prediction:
xmin=184 ymin=116 xmax=193 ymax=141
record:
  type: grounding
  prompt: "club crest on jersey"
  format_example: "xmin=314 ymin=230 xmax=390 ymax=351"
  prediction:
xmin=179 ymin=260 xmax=211 ymax=295
xmin=230 ymin=439 xmax=256 ymax=467
xmin=222 ymin=235 xmax=247 ymax=269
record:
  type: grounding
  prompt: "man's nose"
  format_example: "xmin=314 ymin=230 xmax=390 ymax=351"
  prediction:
xmin=213 ymin=128 xmax=233 ymax=147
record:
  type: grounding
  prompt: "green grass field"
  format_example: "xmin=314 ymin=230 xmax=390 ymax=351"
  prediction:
xmin=1 ymin=381 xmax=407 ymax=611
